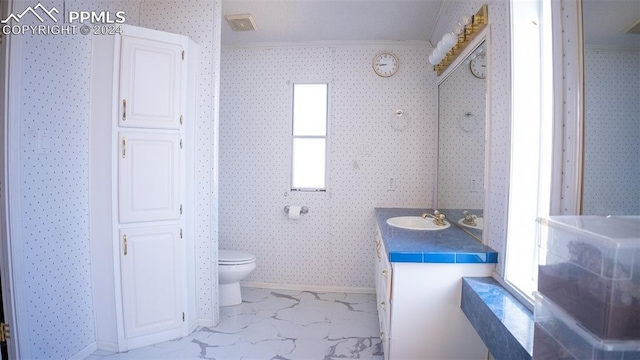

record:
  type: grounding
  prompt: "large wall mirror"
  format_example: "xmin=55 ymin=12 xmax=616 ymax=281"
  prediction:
xmin=435 ymin=35 xmax=488 ymax=239
xmin=581 ymin=0 xmax=640 ymax=215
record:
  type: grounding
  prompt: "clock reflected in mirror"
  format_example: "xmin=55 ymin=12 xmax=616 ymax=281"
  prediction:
xmin=469 ymin=54 xmax=487 ymax=79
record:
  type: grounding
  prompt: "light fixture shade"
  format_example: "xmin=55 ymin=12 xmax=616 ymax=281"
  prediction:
xmin=428 ymin=53 xmax=437 ymax=66
xmin=443 ymin=32 xmax=457 ymax=47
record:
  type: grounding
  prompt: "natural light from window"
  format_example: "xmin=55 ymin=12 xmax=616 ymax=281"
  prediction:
xmin=291 ymin=83 xmax=328 ymax=190
xmin=504 ymin=0 xmax=553 ymax=303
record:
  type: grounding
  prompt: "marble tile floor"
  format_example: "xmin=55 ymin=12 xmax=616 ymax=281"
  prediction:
xmin=86 ymin=287 xmax=383 ymax=360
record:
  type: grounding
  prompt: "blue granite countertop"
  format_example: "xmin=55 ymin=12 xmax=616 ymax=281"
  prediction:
xmin=375 ymin=208 xmax=498 ymax=263
xmin=461 ymin=277 xmax=533 ymax=359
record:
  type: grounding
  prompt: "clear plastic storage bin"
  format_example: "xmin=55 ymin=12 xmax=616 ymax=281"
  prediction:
xmin=534 ymin=292 xmax=640 ymax=359
xmin=537 ymin=216 xmax=640 ymax=340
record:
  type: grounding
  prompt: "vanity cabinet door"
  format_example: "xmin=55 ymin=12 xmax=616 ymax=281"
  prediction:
xmin=374 ymin=228 xmax=392 ymax=360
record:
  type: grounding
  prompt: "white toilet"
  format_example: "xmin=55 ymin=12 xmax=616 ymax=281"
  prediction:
xmin=218 ymin=249 xmax=256 ymax=306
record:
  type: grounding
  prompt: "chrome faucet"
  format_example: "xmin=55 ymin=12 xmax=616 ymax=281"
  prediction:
xmin=462 ymin=211 xmax=478 ymax=226
xmin=422 ymin=210 xmax=447 ymax=226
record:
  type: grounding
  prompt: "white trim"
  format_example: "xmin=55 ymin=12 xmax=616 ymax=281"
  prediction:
xmin=551 ymin=0 xmax=584 ymax=215
xmin=481 ymin=26 xmax=493 ymax=246
xmin=491 ymin=272 xmax=534 ymax=312
xmin=68 ymin=342 xmax=98 ymax=360
xmin=223 ymin=40 xmax=430 ymax=50
xmin=1 ymin=0 xmax=29 ymax=357
xmin=241 ymin=281 xmax=375 ymax=295
xmin=198 ymin=319 xmax=215 ymax=327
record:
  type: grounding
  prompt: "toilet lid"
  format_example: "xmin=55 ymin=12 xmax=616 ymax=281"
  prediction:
xmin=219 ymin=249 xmax=255 ymax=265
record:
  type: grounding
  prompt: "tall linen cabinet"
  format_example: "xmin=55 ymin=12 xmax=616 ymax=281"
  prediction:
xmin=89 ymin=25 xmax=198 ymax=352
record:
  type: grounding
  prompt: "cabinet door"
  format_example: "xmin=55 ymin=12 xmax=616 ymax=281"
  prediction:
xmin=119 ymin=131 xmax=181 ymax=223
xmin=119 ymin=35 xmax=182 ymax=129
xmin=120 ymin=226 xmax=183 ymax=339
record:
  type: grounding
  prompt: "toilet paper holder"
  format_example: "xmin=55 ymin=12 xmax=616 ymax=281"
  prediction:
xmin=284 ymin=205 xmax=309 ymax=215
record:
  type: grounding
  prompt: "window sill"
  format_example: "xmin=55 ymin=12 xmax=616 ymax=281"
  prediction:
xmin=461 ymin=277 xmax=534 ymax=360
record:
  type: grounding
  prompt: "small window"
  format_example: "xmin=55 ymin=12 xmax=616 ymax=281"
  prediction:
xmin=291 ymin=83 xmax=328 ymax=191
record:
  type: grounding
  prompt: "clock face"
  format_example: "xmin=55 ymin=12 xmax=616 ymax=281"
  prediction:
xmin=373 ymin=52 xmax=399 ymax=77
xmin=469 ymin=54 xmax=487 ymax=79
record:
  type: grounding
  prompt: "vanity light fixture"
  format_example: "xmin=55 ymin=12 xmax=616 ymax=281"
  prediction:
xmin=428 ymin=4 xmax=488 ymax=76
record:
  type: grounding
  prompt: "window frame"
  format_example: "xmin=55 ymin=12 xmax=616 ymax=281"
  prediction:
xmin=289 ymin=81 xmax=330 ymax=192
xmin=503 ymin=0 xmax=554 ymax=309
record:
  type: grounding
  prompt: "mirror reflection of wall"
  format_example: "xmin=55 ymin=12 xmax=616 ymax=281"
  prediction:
xmin=437 ymin=42 xmax=486 ymax=211
xmin=581 ymin=0 xmax=640 ymax=215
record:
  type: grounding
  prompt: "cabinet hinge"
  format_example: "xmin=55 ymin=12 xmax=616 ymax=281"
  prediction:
xmin=180 ymin=204 xmax=183 ymax=215
xmin=182 ymin=312 xmax=185 ymax=322
xmin=182 ymin=50 xmax=185 ymax=60
xmin=0 ymin=323 xmax=10 ymax=342
xmin=180 ymin=139 xmax=183 ymax=149
xmin=180 ymin=228 xmax=183 ymax=238
xmin=180 ymin=115 xmax=183 ymax=125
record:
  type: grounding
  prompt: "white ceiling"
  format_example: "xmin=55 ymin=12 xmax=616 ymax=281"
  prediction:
xmin=221 ymin=0 xmax=445 ymax=46
xmin=220 ymin=1 xmax=640 ymax=49
xmin=583 ymin=0 xmax=640 ymax=49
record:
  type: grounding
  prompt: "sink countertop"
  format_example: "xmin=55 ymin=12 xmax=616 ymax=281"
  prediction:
xmin=375 ymin=208 xmax=498 ymax=264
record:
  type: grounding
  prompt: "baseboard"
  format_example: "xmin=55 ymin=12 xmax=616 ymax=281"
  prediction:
xmin=95 ymin=340 xmax=119 ymax=353
xmin=241 ymin=281 xmax=375 ymax=294
xmin=198 ymin=319 xmax=215 ymax=327
xmin=69 ymin=342 xmax=98 ymax=360
xmin=189 ymin=319 xmax=199 ymax=333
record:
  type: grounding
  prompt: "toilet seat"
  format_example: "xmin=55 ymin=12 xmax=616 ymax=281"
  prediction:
xmin=219 ymin=249 xmax=255 ymax=265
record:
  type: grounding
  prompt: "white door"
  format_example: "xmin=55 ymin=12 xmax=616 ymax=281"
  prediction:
xmin=119 ymin=35 xmax=183 ymax=129
xmin=118 ymin=131 xmax=181 ymax=223
xmin=119 ymin=226 xmax=183 ymax=339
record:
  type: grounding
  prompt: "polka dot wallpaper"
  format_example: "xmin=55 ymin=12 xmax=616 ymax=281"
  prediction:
xmin=583 ymin=48 xmax=640 ymax=215
xmin=220 ymin=45 xmax=436 ymax=289
xmin=18 ymin=0 xmax=96 ymax=357
xmin=139 ymin=0 xmax=222 ymax=327
xmin=15 ymin=0 xmax=220 ymax=357
xmin=433 ymin=0 xmax=512 ymax=271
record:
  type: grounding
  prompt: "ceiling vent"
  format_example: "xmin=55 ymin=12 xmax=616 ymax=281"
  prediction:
xmin=224 ymin=14 xmax=258 ymax=32
xmin=622 ymin=17 xmax=640 ymax=34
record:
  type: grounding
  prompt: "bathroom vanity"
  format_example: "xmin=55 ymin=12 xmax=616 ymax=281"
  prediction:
xmin=374 ymin=208 xmax=498 ymax=359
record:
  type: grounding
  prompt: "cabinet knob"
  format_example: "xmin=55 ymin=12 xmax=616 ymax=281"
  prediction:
xmin=380 ymin=331 xmax=385 ymax=340
xmin=380 ymin=300 xmax=386 ymax=310
xmin=382 ymin=269 xmax=388 ymax=277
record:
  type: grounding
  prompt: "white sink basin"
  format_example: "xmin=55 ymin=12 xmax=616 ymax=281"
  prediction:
xmin=386 ymin=216 xmax=451 ymax=231
xmin=457 ymin=217 xmax=484 ymax=230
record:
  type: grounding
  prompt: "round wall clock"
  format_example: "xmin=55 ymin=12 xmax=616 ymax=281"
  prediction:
xmin=469 ymin=54 xmax=487 ymax=79
xmin=372 ymin=51 xmax=399 ymax=77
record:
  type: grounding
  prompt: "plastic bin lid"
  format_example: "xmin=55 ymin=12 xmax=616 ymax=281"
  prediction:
xmin=537 ymin=216 xmax=640 ymax=247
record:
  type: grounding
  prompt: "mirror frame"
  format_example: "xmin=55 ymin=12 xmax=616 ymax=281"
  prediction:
xmin=434 ymin=26 xmax=491 ymax=245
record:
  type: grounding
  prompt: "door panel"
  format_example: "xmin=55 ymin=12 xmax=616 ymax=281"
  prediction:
xmin=120 ymin=226 xmax=182 ymax=339
xmin=119 ymin=36 xmax=182 ymax=129
xmin=119 ymin=131 xmax=181 ymax=223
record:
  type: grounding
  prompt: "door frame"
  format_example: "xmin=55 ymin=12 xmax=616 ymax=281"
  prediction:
xmin=1 ymin=0 xmax=29 ymax=358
